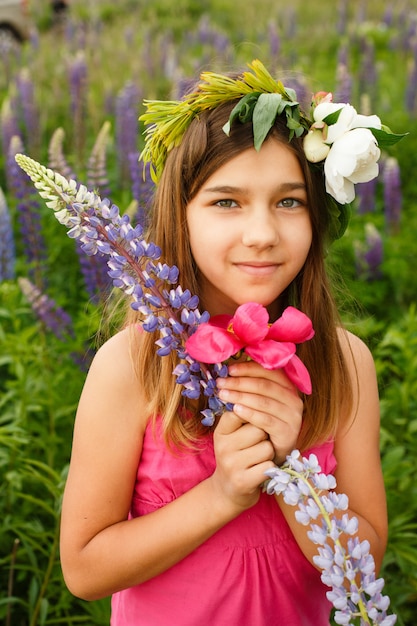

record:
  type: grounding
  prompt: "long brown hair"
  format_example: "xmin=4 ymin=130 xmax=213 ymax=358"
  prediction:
xmin=125 ymin=100 xmax=353 ymax=450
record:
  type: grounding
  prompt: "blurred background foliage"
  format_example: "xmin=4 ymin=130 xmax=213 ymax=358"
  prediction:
xmin=0 ymin=0 xmax=416 ymax=624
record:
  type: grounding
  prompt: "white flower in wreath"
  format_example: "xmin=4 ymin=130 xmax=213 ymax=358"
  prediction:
xmin=303 ymin=101 xmax=382 ymax=204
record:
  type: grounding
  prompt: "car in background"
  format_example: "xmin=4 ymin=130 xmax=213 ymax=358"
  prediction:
xmin=0 ymin=0 xmax=31 ymax=46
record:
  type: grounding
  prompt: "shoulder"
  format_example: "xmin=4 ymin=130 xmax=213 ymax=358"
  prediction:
xmin=87 ymin=325 xmax=142 ymax=387
xmin=92 ymin=325 xmax=137 ymax=367
xmin=335 ymin=326 xmax=379 ymax=435
xmin=77 ymin=325 xmax=148 ymax=432
xmin=337 ymin=326 xmax=376 ymax=379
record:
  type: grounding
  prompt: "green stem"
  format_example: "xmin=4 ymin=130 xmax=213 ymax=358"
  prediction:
xmin=6 ymin=538 xmax=20 ymax=626
xmin=29 ymin=518 xmax=60 ymax=626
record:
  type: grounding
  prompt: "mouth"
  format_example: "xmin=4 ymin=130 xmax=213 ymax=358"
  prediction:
xmin=234 ymin=262 xmax=280 ymax=276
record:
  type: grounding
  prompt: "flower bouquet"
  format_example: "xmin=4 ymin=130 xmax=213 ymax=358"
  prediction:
xmin=15 ymin=154 xmax=396 ymax=625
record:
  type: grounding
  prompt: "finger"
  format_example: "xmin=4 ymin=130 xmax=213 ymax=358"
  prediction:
xmin=215 ymin=410 xmax=247 ymax=436
xmin=234 ymin=395 xmax=303 ymax=435
xmin=227 ymin=361 xmax=297 ymax=393
xmin=217 ymin=373 xmax=303 ymax=409
xmin=244 ymin=438 xmax=276 ymax=467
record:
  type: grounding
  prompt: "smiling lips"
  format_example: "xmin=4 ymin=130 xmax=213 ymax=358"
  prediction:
xmin=234 ymin=261 xmax=280 ymax=276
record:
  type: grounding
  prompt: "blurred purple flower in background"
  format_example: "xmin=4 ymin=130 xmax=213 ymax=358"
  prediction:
xmin=87 ymin=121 xmax=111 ymax=200
xmin=18 ymin=276 xmax=73 ymax=340
xmin=337 ymin=0 xmax=348 ymax=35
xmin=68 ymin=51 xmax=88 ymax=160
xmin=7 ymin=136 xmax=47 ymax=288
xmin=1 ymin=97 xmax=21 ymax=170
xmin=383 ymin=157 xmax=402 ymax=234
xmin=15 ymin=68 xmax=40 ymax=155
xmin=405 ymin=42 xmax=417 ymax=113
xmin=48 ymin=127 xmax=76 ymax=181
xmin=116 ymin=81 xmax=141 ymax=186
xmin=0 ymin=186 xmax=16 ymax=282
xmin=268 ymin=20 xmax=281 ymax=60
xmin=357 ymin=178 xmax=378 ymax=215
xmin=354 ymin=223 xmax=383 ymax=281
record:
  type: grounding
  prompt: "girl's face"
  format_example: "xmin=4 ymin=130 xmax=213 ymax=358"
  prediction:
xmin=186 ymin=138 xmax=312 ymax=319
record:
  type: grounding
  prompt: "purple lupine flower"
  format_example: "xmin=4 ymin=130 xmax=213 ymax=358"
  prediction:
xmin=268 ymin=20 xmax=281 ymax=59
xmin=337 ymin=43 xmax=349 ymax=68
xmin=76 ymin=240 xmax=112 ymax=303
xmin=18 ymin=277 xmax=73 ymax=340
xmin=401 ymin=9 xmax=416 ymax=52
xmin=285 ymin=7 xmax=297 ymax=39
xmin=0 ymin=186 xmax=16 ymax=281
xmin=47 ymin=127 xmax=110 ymax=301
xmin=358 ymin=38 xmax=378 ymax=105
xmin=128 ymin=153 xmax=155 ymax=229
xmin=116 ymin=81 xmax=141 ymax=186
xmin=15 ymin=154 xmax=229 ymax=425
xmin=212 ymin=31 xmax=231 ymax=56
xmin=160 ymin=32 xmax=178 ymax=81
xmin=355 ymin=1 xmax=366 ymax=24
xmin=383 ymin=157 xmax=402 ymax=234
xmin=188 ymin=15 xmax=231 ymax=61
xmin=48 ymin=127 xmax=76 ymax=180
xmin=265 ymin=451 xmax=397 ymax=625
xmin=197 ymin=15 xmax=211 ymax=45
xmin=87 ymin=121 xmax=111 ymax=200
xmin=15 ymin=68 xmax=40 ymax=154
xmin=1 ymin=97 xmax=21 ymax=177
xmin=7 ymin=136 xmax=47 ymax=288
xmin=383 ymin=4 xmax=394 ymax=28
xmin=355 ymin=223 xmax=383 ymax=281
xmin=337 ymin=0 xmax=348 ymax=35
xmin=405 ymin=43 xmax=417 ymax=114
xmin=68 ymin=51 xmax=88 ymax=160
xmin=357 ymin=178 xmax=378 ymax=215
xmin=173 ymin=76 xmax=197 ymax=99
xmin=335 ymin=63 xmax=352 ymax=104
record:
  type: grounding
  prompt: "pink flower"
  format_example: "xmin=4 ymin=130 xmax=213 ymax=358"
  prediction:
xmin=185 ymin=303 xmax=314 ymax=394
xmin=312 ymin=91 xmax=333 ymax=107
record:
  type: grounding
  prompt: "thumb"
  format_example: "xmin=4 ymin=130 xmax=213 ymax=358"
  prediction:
xmin=216 ymin=409 xmax=246 ymax=435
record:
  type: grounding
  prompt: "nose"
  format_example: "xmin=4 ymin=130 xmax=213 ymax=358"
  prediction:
xmin=241 ymin=206 xmax=279 ymax=249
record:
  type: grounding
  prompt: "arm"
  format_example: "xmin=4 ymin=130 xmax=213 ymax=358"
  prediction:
xmin=60 ymin=328 xmax=275 ymax=601
xmin=216 ymin=333 xmax=387 ymax=572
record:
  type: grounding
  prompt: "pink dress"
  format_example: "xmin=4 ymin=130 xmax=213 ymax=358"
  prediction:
xmin=111 ymin=417 xmax=336 ymax=625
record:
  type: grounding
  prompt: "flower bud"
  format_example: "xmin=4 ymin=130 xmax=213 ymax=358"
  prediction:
xmin=303 ymin=129 xmax=330 ymax=163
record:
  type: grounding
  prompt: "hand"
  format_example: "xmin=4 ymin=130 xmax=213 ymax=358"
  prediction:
xmin=216 ymin=360 xmax=304 ymax=465
xmin=211 ymin=410 xmax=275 ymax=514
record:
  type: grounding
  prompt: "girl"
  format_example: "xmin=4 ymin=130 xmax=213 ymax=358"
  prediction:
xmin=60 ymin=61 xmax=389 ymax=625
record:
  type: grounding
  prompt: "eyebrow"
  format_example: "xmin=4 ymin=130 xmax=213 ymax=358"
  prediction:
xmin=202 ymin=182 xmax=307 ymax=194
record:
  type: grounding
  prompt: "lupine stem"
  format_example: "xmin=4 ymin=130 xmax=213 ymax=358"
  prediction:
xmin=266 ymin=452 xmax=396 ymax=625
xmin=91 ymin=219 xmax=217 ymax=388
xmin=283 ymin=466 xmax=371 ymax=624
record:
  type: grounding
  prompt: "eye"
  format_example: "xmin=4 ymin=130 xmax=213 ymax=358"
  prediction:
xmin=215 ymin=199 xmax=238 ymax=208
xmin=278 ymin=197 xmax=304 ymax=209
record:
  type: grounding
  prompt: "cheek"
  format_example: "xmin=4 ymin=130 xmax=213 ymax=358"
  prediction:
xmin=187 ymin=218 xmax=204 ymax=258
xmin=188 ymin=214 xmax=223 ymax=253
xmin=288 ymin=216 xmax=312 ymax=248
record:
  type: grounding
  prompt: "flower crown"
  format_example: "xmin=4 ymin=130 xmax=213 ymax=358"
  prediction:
xmin=139 ymin=59 xmax=405 ymax=240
